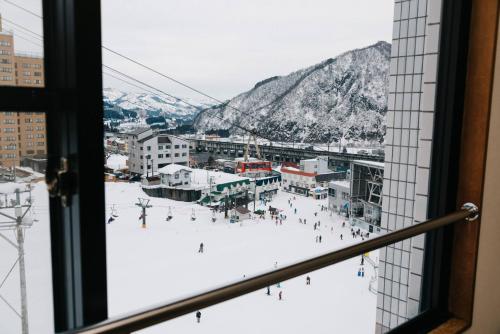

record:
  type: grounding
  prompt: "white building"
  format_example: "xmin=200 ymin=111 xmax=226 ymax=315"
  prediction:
xmin=127 ymin=128 xmax=190 ymax=175
xmin=158 ymin=164 xmax=192 ymax=187
xmin=328 ymin=180 xmax=351 ymax=215
xmin=299 ymin=156 xmax=330 ymax=174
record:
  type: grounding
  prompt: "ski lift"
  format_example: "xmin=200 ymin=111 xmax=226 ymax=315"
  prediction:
xmin=166 ymin=206 xmax=173 ymax=221
xmin=211 ymin=209 xmax=216 ymax=223
xmin=191 ymin=208 xmax=196 ymax=221
xmin=111 ymin=204 xmax=119 ymax=218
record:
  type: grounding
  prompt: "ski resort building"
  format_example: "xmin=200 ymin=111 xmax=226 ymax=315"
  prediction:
xmin=281 ymin=157 xmax=345 ymax=198
xmin=158 ymin=164 xmax=192 ymax=187
xmin=328 ymin=180 xmax=351 ymax=215
xmin=127 ymin=128 xmax=189 ymax=175
xmin=349 ymin=160 xmax=384 ymax=233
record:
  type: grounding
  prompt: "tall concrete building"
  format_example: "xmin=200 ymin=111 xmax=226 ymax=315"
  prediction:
xmin=376 ymin=0 xmax=443 ymax=332
xmin=0 ymin=15 xmax=46 ymax=167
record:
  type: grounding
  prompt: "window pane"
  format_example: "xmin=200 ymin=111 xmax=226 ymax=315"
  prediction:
xmin=100 ymin=0 xmax=444 ymax=332
xmin=0 ymin=112 xmax=52 ymax=333
xmin=0 ymin=0 xmax=44 ymax=87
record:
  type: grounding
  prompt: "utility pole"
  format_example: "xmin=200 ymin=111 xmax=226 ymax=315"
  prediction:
xmin=0 ymin=185 xmax=33 ymax=334
xmin=15 ymin=189 xmax=28 ymax=334
xmin=135 ymin=198 xmax=152 ymax=228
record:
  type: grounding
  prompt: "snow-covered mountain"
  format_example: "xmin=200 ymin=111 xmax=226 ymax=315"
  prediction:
xmin=193 ymin=41 xmax=390 ymax=143
xmin=103 ymin=88 xmax=209 ymax=125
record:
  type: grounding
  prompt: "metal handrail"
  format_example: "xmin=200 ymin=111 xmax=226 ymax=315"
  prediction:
xmin=73 ymin=203 xmax=479 ymax=334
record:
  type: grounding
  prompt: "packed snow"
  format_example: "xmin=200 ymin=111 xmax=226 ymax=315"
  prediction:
xmin=1 ymin=181 xmax=378 ymax=333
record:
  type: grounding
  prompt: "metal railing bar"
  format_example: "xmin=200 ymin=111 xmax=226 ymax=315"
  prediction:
xmin=72 ymin=205 xmax=478 ymax=334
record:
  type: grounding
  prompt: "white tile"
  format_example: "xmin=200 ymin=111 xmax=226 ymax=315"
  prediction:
xmin=399 ymin=38 xmax=407 ymax=56
xmin=403 ymin=239 xmax=411 ymax=251
xmin=384 ymin=294 xmax=391 ymax=311
xmin=415 ymin=167 xmax=430 ymax=195
xmin=417 ymin=17 xmax=426 ymax=36
xmin=410 ymin=248 xmax=424 ymax=275
xmin=408 ymin=272 xmax=422 ymax=300
xmin=390 ymin=313 xmax=398 ymax=329
xmin=419 ymin=112 xmax=434 ymax=140
xmin=423 ymin=53 xmax=438 ymax=83
xmin=400 ymin=20 xmax=409 ymax=38
xmin=401 ymin=268 xmax=409 ymax=285
xmin=413 ymin=194 xmax=428 ymax=221
xmin=407 ymin=298 xmax=419 ymax=318
xmin=397 ymin=198 xmax=405 ymax=215
xmin=417 ymin=140 xmax=432 ymax=167
xmin=393 ymin=2 xmax=402 ymax=20
xmin=396 ymin=93 xmax=404 ymax=109
xmin=408 ymin=18 xmax=417 ymax=37
xmin=383 ymin=178 xmax=390 ymax=196
xmin=383 ymin=310 xmax=390 ymax=326
xmin=386 ymin=262 xmax=394 ymax=278
xmin=394 ymin=128 xmax=401 ymax=144
xmin=414 ymin=55 xmax=423 ymax=73
xmin=376 ymin=308 xmax=383 ymax=323
xmin=392 ymin=39 xmax=400 ymax=55
xmin=402 ymin=250 xmax=410 ymax=268
xmin=385 ymin=145 xmax=393 ymax=161
xmin=401 ymin=1 xmax=410 ymax=19
xmin=390 ymin=57 xmax=398 ymax=75
xmin=398 ymin=57 xmax=406 ymax=74
xmin=390 ymin=180 xmax=398 ymax=197
xmin=405 ymin=199 xmax=414 ymax=216
xmin=402 ymin=112 xmax=411 ymax=129
xmin=406 ymin=182 xmax=415 ymax=199
xmin=427 ymin=0 xmax=443 ymax=24
xmin=409 ymin=0 xmax=418 ymax=18
xmin=400 ymin=285 xmax=408 ymax=300
xmin=394 ymin=111 xmax=402 ymax=128
xmin=389 ymin=197 xmax=397 ymax=214
xmin=409 ymin=129 xmax=418 ymax=147
xmin=410 ymin=110 xmax=419 ymax=129
xmin=394 ymin=249 xmax=402 ymax=265
xmin=412 ymin=234 xmax=425 ymax=249
xmin=389 ymin=212 xmax=396 ymax=230
xmin=406 ymin=56 xmax=415 ymax=74
xmin=389 ymin=76 xmax=397 ymax=92
xmin=412 ymin=74 xmax=421 ymax=92
xmin=403 ymin=93 xmax=412 ymax=110
xmin=418 ymin=0 xmax=427 ymax=17
xmin=391 ymin=296 xmax=399 ymax=313
xmin=424 ymin=23 xmax=440 ymax=54
xmin=407 ymin=36 xmax=416 ymax=56
xmin=377 ymin=293 xmax=384 ymax=308
xmin=397 ymin=75 xmax=405 ymax=92
xmin=393 ymin=146 xmax=401 ymax=163
xmin=399 ymin=165 xmax=408 ymax=182
xmin=399 ymin=301 xmax=407 ymax=319
xmin=400 ymin=147 xmax=409 ymax=164
xmin=416 ymin=36 xmax=425 ymax=54
xmin=388 ymin=93 xmax=396 ymax=111
xmin=404 ymin=75 xmax=413 ymax=92
xmin=422 ymin=83 xmax=436 ymax=111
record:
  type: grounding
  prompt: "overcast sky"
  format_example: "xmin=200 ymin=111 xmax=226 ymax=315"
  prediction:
xmin=3 ymin=0 xmax=393 ymax=102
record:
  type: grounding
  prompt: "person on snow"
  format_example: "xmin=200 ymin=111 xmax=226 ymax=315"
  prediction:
xmin=361 ymin=268 xmax=365 ymax=277
xmin=107 ymin=216 xmax=115 ymax=224
xmin=198 ymin=242 xmax=204 ymax=253
xmin=294 ymin=208 xmax=297 ymax=214
xmin=319 ymin=235 xmax=322 ymax=243
xmin=299 ymin=218 xmax=303 ymax=224
xmin=361 ymin=256 xmax=364 ymax=266
xmin=306 ymin=276 xmax=311 ymax=285
xmin=279 ymin=291 xmax=283 ymax=300
xmin=314 ymin=223 xmax=317 ymax=230
xmin=266 ymin=286 xmax=271 ymax=295
xmin=340 ymin=234 xmax=343 ymax=240
xmin=342 ymin=221 xmax=346 ymax=228
xmin=357 ymin=268 xmax=361 ymax=277
xmin=304 ymin=218 xmax=307 ymax=224
xmin=196 ymin=311 xmax=201 ymax=323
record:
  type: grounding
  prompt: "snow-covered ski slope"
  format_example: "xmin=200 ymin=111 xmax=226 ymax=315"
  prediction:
xmin=1 ymin=182 xmax=378 ymax=333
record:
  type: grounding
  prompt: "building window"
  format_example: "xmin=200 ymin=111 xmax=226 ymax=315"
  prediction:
xmin=174 ymin=145 xmax=179 ymax=149
xmin=158 ymin=146 xmax=163 ymax=150
xmin=175 ymin=173 xmax=179 ymax=179
xmin=174 ymin=153 xmax=179 ymax=157
xmin=158 ymin=154 xmax=163 ymax=158
xmin=147 ymin=146 xmax=151 ymax=151
xmin=182 ymin=153 xmax=187 ymax=157
xmin=166 ymin=145 xmax=171 ymax=149
xmin=182 ymin=144 xmax=187 ymax=148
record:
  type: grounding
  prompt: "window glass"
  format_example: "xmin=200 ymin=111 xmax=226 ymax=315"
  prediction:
xmin=0 ymin=111 xmax=52 ymax=334
xmin=100 ymin=0 xmax=441 ymax=332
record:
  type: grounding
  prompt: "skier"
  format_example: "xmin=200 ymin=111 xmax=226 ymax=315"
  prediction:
xmin=318 ymin=221 xmax=321 ymax=227
xmin=266 ymin=286 xmax=271 ymax=295
xmin=357 ymin=268 xmax=361 ymax=277
xmin=279 ymin=291 xmax=283 ymax=300
xmin=314 ymin=212 xmax=317 ymax=217
xmin=107 ymin=216 xmax=115 ymax=224
xmin=342 ymin=221 xmax=346 ymax=228
xmin=319 ymin=235 xmax=322 ymax=243
xmin=340 ymin=234 xmax=343 ymax=240
xmin=304 ymin=218 xmax=307 ymax=224
xmin=198 ymin=242 xmax=204 ymax=253
xmin=294 ymin=208 xmax=297 ymax=214
xmin=196 ymin=311 xmax=201 ymax=323
xmin=361 ymin=268 xmax=365 ymax=277
xmin=314 ymin=223 xmax=317 ymax=230
xmin=299 ymin=218 xmax=302 ymax=224
xmin=361 ymin=256 xmax=364 ymax=266
xmin=306 ymin=276 xmax=311 ymax=285
xmin=274 ymin=261 xmax=278 ymax=269
xmin=315 ymin=235 xmax=319 ymax=243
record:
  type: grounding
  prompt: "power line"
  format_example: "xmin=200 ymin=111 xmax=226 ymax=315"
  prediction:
xmin=1 ymin=17 xmax=42 ymax=40
xmin=2 ymin=0 xmax=42 ymax=18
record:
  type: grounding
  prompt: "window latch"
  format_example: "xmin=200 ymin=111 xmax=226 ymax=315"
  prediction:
xmin=46 ymin=157 xmax=77 ymax=207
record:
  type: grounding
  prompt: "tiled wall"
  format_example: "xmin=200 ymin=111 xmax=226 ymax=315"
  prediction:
xmin=376 ymin=0 xmax=442 ymax=332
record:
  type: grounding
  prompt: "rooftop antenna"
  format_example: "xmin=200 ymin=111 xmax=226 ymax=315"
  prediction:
xmin=0 ymin=184 xmax=34 ymax=334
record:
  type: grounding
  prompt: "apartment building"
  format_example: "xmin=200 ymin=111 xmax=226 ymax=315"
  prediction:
xmin=0 ymin=16 xmax=46 ymax=167
xmin=127 ymin=128 xmax=190 ymax=175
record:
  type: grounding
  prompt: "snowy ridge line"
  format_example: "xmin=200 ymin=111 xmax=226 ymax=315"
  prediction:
xmin=75 ymin=209 xmax=472 ymax=334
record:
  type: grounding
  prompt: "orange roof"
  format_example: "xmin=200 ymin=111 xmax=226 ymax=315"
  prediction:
xmin=281 ymin=167 xmax=317 ymax=177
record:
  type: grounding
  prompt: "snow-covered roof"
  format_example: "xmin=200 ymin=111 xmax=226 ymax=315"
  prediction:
xmin=158 ymin=164 xmax=192 ymax=175
xmin=352 ymin=160 xmax=385 ymax=169
xmin=106 ymin=154 xmax=128 ymax=170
